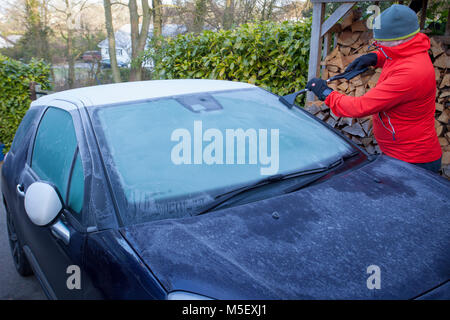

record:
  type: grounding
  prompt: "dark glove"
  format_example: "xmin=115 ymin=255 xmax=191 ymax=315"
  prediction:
xmin=345 ymin=53 xmax=377 ymax=72
xmin=306 ymin=78 xmax=333 ymax=101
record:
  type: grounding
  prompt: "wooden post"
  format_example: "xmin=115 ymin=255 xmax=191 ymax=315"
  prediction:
xmin=307 ymin=2 xmax=325 ymax=102
xmin=30 ymin=81 xmax=37 ymax=101
xmin=322 ymin=32 xmax=331 ymax=62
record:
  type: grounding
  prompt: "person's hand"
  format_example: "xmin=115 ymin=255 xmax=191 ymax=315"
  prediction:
xmin=345 ymin=53 xmax=377 ymax=72
xmin=306 ymin=78 xmax=333 ymax=101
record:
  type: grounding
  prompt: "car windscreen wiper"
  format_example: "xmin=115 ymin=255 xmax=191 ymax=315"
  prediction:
xmin=283 ymin=150 xmax=360 ymax=194
xmin=193 ymin=151 xmax=360 ymax=216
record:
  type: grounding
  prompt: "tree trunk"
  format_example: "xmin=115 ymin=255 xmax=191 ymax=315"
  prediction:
xmin=446 ymin=9 xmax=450 ymax=36
xmin=267 ymin=0 xmax=275 ymax=20
xmin=67 ymin=28 xmax=75 ymax=88
xmin=103 ymin=0 xmax=121 ymax=83
xmin=152 ymin=0 xmax=162 ymax=38
xmin=129 ymin=0 xmax=152 ymax=81
xmin=193 ymin=0 xmax=207 ymax=33
xmin=223 ymin=0 xmax=234 ymax=30
xmin=25 ymin=0 xmax=50 ymax=61
xmin=63 ymin=0 xmax=75 ymax=88
xmin=260 ymin=0 xmax=267 ymax=21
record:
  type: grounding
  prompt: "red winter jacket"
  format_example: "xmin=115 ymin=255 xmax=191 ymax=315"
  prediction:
xmin=325 ymin=32 xmax=442 ymax=164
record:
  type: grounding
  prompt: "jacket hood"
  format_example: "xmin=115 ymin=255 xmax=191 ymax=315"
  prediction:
xmin=377 ymin=32 xmax=430 ymax=59
xmin=120 ymin=155 xmax=450 ymax=299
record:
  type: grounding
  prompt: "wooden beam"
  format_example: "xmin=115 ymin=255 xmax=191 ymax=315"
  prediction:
xmin=321 ymin=32 xmax=332 ymax=74
xmin=307 ymin=2 xmax=325 ymax=102
xmin=321 ymin=2 xmax=356 ymax=37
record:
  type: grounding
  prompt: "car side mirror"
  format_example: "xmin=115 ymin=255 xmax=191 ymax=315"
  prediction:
xmin=24 ymin=182 xmax=63 ymax=226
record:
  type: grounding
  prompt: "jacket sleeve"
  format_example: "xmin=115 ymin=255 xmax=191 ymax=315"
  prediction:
xmin=374 ymin=50 xmax=386 ymax=68
xmin=324 ymin=68 xmax=412 ymax=118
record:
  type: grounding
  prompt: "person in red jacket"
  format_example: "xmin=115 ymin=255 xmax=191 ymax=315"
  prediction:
xmin=306 ymin=4 xmax=442 ymax=173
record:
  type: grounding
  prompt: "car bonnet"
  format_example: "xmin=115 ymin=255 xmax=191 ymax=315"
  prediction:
xmin=120 ymin=155 xmax=450 ymax=299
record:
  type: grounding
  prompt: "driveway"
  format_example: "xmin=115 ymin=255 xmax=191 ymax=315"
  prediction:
xmin=0 ymin=163 xmax=46 ymax=299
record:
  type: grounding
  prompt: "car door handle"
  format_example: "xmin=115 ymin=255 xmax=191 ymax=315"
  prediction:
xmin=50 ymin=220 xmax=71 ymax=245
xmin=16 ymin=184 xmax=25 ymax=196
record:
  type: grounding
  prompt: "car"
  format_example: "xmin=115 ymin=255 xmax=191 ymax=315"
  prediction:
xmin=0 ymin=143 xmax=4 ymax=161
xmin=1 ymin=79 xmax=449 ymax=299
xmin=81 ymin=51 xmax=102 ymax=63
xmin=100 ymin=58 xmax=129 ymax=69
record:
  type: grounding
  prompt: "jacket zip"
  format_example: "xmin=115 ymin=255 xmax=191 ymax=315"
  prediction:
xmin=378 ymin=112 xmax=396 ymax=141
xmin=371 ymin=41 xmax=395 ymax=141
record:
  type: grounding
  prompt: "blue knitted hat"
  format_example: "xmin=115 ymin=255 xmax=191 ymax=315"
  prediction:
xmin=373 ymin=4 xmax=420 ymax=41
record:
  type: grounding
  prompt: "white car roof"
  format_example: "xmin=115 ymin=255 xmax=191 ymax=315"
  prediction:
xmin=30 ymin=79 xmax=256 ymax=109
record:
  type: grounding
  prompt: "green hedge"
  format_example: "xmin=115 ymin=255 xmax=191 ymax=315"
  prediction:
xmin=147 ymin=19 xmax=311 ymax=98
xmin=0 ymin=54 xmax=51 ymax=150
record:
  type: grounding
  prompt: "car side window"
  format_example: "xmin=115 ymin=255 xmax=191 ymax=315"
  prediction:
xmin=10 ymin=108 xmax=39 ymax=154
xmin=31 ymin=107 xmax=77 ymax=203
xmin=67 ymin=150 xmax=84 ymax=214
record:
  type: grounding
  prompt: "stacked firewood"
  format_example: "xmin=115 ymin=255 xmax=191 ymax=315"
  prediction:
xmin=304 ymin=100 xmax=381 ymax=154
xmin=305 ymin=11 xmax=381 ymax=154
xmin=430 ymin=37 xmax=450 ymax=178
xmin=305 ymin=9 xmax=450 ymax=179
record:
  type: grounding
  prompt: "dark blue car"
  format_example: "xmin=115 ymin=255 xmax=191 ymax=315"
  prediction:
xmin=1 ymin=80 xmax=449 ymax=299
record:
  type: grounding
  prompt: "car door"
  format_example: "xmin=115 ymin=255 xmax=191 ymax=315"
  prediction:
xmin=1 ymin=108 xmax=40 ymax=218
xmin=15 ymin=104 xmax=88 ymax=299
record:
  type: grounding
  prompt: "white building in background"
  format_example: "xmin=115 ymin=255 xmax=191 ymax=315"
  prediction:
xmin=0 ymin=34 xmax=22 ymax=49
xmin=97 ymin=24 xmax=186 ymax=68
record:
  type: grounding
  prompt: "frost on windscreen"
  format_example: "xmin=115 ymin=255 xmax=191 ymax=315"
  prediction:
xmin=92 ymin=88 xmax=353 ymax=224
xmin=123 ymin=189 xmax=214 ymax=224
